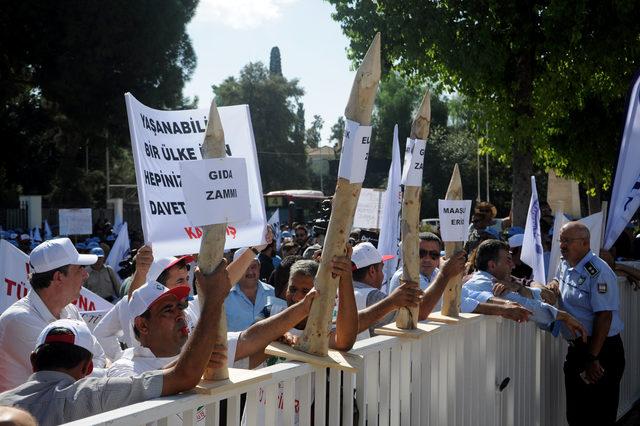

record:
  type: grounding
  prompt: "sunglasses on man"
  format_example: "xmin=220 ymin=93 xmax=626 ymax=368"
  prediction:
xmin=419 ymin=250 xmax=440 ymax=260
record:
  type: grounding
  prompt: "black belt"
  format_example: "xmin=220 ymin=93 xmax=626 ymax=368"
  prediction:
xmin=568 ymin=333 xmax=620 ymax=347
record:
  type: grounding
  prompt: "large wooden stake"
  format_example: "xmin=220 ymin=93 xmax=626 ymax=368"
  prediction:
xmin=440 ymin=164 xmax=464 ymax=316
xmin=198 ymin=99 xmax=229 ymax=380
xmin=294 ymin=33 xmax=381 ymax=356
xmin=396 ymin=91 xmax=431 ymax=329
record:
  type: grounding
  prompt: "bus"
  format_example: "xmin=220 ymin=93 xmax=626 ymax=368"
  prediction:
xmin=264 ymin=190 xmax=329 ymax=227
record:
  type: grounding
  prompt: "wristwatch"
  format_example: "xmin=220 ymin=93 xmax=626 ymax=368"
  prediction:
xmin=249 ymin=246 xmax=260 ymax=255
xmin=586 ymin=353 xmax=599 ymax=363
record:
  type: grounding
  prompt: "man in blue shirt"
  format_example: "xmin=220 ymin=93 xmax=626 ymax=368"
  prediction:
xmin=547 ymin=222 xmax=624 ymax=426
xmin=461 ymin=239 xmax=587 ymax=336
xmin=225 ymin=248 xmax=277 ymax=331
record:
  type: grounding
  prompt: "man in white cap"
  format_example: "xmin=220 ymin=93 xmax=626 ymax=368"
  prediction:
xmin=351 ymin=242 xmax=468 ymax=339
xmin=0 ymin=260 xmax=232 ymax=425
xmin=0 ymin=238 xmax=107 ymax=392
xmin=224 ymin=247 xmax=276 ymax=332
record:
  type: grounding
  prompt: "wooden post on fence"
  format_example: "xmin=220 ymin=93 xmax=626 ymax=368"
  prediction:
xmin=396 ymin=91 xmax=431 ymax=329
xmin=198 ymin=99 xmax=230 ymax=380
xmin=440 ymin=164 xmax=464 ymax=317
xmin=294 ymin=33 xmax=381 ymax=356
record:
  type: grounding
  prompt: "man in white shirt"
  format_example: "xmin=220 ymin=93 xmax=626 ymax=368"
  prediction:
xmin=0 ymin=238 xmax=107 ymax=392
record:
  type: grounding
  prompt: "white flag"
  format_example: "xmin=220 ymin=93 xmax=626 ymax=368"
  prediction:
xmin=547 ymin=207 xmax=570 ymax=283
xmin=33 ymin=227 xmax=42 ymax=242
xmin=379 ymin=125 xmax=403 ymax=293
xmin=578 ymin=211 xmax=604 ymax=253
xmin=267 ymin=209 xmax=281 ymax=251
xmin=521 ymin=176 xmax=546 ymax=284
xmin=106 ymin=222 xmax=130 ymax=273
xmin=604 ymin=74 xmax=640 ymax=249
xmin=44 ymin=220 xmax=53 ymax=240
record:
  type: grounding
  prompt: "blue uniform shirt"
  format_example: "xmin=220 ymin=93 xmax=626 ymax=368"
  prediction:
xmin=224 ymin=281 xmax=275 ymax=332
xmin=555 ymin=251 xmax=623 ymax=339
xmin=461 ymin=271 xmax=559 ymax=325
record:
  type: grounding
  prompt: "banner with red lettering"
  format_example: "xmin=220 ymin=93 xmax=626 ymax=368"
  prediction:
xmin=125 ymin=93 xmax=267 ymax=259
xmin=0 ymin=240 xmax=113 ymax=318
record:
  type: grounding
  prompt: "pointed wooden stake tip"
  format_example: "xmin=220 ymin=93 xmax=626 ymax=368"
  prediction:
xmin=445 ymin=163 xmax=463 ymax=200
xmin=410 ymin=90 xmax=431 ymax=140
xmin=345 ymin=32 xmax=382 ymax=125
xmin=202 ymin=99 xmax=225 ymax=157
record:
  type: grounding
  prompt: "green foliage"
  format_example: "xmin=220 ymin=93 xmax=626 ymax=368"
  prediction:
xmin=305 ymin=115 xmax=324 ymax=148
xmin=214 ymin=62 xmax=309 ymax=191
xmin=328 ymin=0 xmax=640 ymax=224
xmin=1 ymin=0 xmax=198 ymax=206
xmin=329 ymin=116 xmax=345 ymax=150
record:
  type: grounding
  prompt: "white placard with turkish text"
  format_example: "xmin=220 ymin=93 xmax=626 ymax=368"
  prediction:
xmin=180 ymin=157 xmax=251 ymax=227
xmin=438 ymin=199 xmax=473 ymax=242
xmin=337 ymin=118 xmax=372 ymax=184
xmin=0 ymin=240 xmax=113 ymax=317
xmin=125 ymin=93 xmax=267 ymax=259
xmin=59 ymin=209 xmax=93 ymax=236
xmin=401 ymin=138 xmax=426 ymax=186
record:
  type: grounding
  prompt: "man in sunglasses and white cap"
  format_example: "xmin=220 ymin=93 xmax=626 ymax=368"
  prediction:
xmin=0 ymin=238 xmax=107 ymax=392
xmin=352 ymin=241 xmax=467 ymax=339
xmin=0 ymin=260 xmax=232 ymax=425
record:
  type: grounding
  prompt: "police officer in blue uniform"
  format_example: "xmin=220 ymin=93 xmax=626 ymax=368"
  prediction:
xmin=548 ymin=222 xmax=624 ymax=425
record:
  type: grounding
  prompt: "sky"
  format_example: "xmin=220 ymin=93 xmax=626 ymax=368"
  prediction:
xmin=183 ymin=0 xmax=356 ymax=145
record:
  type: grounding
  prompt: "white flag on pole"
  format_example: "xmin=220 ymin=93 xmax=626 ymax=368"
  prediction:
xmin=106 ymin=222 xmax=130 ymax=273
xmin=267 ymin=209 xmax=281 ymax=251
xmin=521 ymin=176 xmax=546 ymax=284
xmin=44 ymin=220 xmax=53 ymax=240
xmin=379 ymin=125 xmax=403 ymax=293
xmin=546 ymin=207 xmax=570 ymax=283
xmin=604 ymin=73 xmax=640 ymax=249
xmin=33 ymin=227 xmax=42 ymax=242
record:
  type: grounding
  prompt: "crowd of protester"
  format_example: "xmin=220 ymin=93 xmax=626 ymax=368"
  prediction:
xmin=0 ymin=201 xmax=636 ymax=425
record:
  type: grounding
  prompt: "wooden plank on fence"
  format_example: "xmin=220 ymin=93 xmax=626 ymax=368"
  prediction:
xmin=265 ymin=341 xmax=360 ymax=372
xmin=194 ymin=368 xmax=272 ymax=395
xmin=374 ymin=322 xmax=441 ymax=339
xmin=427 ymin=312 xmax=479 ymax=324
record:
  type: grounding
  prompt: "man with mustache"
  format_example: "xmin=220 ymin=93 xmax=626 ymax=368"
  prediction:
xmin=547 ymin=221 xmax=625 ymax=426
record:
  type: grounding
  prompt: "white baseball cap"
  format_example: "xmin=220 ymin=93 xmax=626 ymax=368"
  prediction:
xmin=351 ymin=242 xmax=394 ymax=270
xmin=233 ymin=247 xmax=259 ymax=262
xmin=147 ymin=255 xmax=195 ymax=282
xmin=508 ymin=234 xmax=524 ymax=248
xmin=29 ymin=238 xmax=97 ymax=273
xmin=35 ymin=319 xmax=97 ymax=356
xmin=129 ymin=281 xmax=191 ymax=323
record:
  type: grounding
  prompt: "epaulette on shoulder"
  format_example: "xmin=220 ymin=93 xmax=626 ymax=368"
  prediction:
xmin=584 ymin=261 xmax=600 ymax=277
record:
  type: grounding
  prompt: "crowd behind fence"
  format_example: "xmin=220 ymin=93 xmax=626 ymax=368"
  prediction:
xmin=63 ymin=270 xmax=640 ymax=426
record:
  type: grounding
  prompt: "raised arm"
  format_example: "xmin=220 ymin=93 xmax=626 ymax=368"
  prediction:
xmin=161 ymin=260 xmax=230 ymax=395
xmin=329 ymin=247 xmax=358 ymax=351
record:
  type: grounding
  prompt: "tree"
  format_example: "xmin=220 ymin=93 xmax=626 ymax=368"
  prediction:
xmin=329 ymin=116 xmax=345 ymax=155
xmin=1 ymin=0 xmax=198 ymax=206
xmin=269 ymin=46 xmax=283 ymax=76
xmin=305 ymin=115 xmax=324 ymax=148
xmin=214 ymin=62 xmax=309 ymax=191
xmin=328 ymin=0 xmax=640 ymax=225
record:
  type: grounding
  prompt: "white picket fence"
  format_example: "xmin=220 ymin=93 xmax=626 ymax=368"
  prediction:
xmin=65 ymin=274 xmax=640 ymax=426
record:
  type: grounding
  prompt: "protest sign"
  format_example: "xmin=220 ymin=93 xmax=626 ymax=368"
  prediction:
xmin=337 ymin=119 xmax=372 ymax=184
xmin=353 ymin=188 xmax=384 ymax=229
xmin=438 ymin=199 xmax=472 ymax=242
xmin=125 ymin=93 xmax=267 ymax=259
xmin=180 ymin=157 xmax=251 ymax=226
xmin=267 ymin=209 xmax=282 ymax=251
xmin=0 ymin=240 xmax=113 ymax=319
xmin=59 ymin=208 xmax=92 ymax=235
xmin=401 ymin=138 xmax=426 ymax=186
